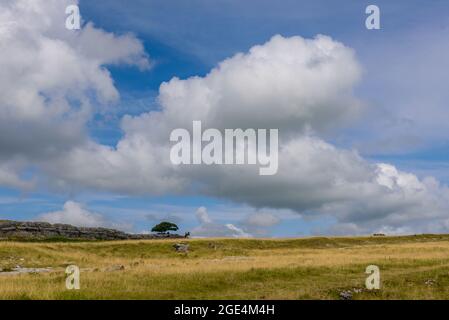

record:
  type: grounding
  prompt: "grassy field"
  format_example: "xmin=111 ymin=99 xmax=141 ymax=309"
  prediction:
xmin=1 ymin=235 xmax=449 ymax=300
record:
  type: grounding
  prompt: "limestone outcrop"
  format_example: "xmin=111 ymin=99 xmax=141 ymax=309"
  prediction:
xmin=0 ymin=220 xmax=185 ymax=241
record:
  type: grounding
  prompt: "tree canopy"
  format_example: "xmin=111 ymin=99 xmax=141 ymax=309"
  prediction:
xmin=151 ymin=221 xmax=179 ymax=233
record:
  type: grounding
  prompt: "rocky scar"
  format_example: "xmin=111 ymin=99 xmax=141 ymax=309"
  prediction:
xmin=0 ymin=220 xmax=186 ymax=241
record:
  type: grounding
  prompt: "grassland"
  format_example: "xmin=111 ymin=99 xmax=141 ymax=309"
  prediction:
xmin=1 ymin=234 xmax=449 ymax=300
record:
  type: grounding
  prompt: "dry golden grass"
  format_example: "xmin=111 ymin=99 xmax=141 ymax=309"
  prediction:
xmin=0 ymin=235 xmax=449 ymax=299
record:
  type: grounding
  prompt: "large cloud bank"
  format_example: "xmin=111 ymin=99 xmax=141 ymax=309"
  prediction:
xmin=0 ymin=0 xmax=149 ymax=189
xmin=2 ymin=0 xmax=449 ymax=235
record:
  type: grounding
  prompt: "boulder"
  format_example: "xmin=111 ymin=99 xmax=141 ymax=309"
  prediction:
xmin=173 ymin=243 xmax=189 ymax=253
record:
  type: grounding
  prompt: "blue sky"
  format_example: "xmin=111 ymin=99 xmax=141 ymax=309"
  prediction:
xmin=1 ymin=0 xmax=449 ymax=237
xmin=80 ymin=0 xmax=449 ymax=168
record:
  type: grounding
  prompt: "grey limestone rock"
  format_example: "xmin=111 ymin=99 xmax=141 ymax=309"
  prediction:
xmin=0 ymin=220 xmax=185 ymax=241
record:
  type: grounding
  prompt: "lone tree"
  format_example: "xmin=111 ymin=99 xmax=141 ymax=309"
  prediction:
xmin=151 ymin=221 xmax=179 ymax=234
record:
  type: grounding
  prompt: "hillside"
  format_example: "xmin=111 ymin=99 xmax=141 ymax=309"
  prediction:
xmin=0 ymin=220 xmax=185 ymax=241
xmin=1 ymin=234 xmax=449 ymax=299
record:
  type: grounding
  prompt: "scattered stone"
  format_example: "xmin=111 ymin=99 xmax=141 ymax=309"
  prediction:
xmin=173 ymin=243 xmax=189 ymax=253
xmin=208 ymin=242 xmax=217 ymax=250
xmin=339 ymin=288 xmax=365 ymax=300
xmin=0 ymin=266 xmax=53 ymax=276
xmin=425 ymin=279 xmax=436 ymax=286
xmin=339 ymin=290 xmax=353 ymax=300
xmin=104 ymin=265 xmax=125 ymax=272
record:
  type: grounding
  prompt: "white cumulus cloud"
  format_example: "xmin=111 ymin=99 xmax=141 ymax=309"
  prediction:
xmin=0 ymin=0 xmax=150 ymax=189
xmin=38 ymin=201 xmax=106 ymax=228
xmin=192 ymin=207 xmax=251 ymax=238
xmin=43 ymin=34 xmax=449 ymax=235
xmin=2 ymin=1 xmax=449 ymax=236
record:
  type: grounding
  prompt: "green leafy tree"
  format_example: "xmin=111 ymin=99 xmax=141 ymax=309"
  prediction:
xmin=151 ymin=221 xmax=179 ymax=234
